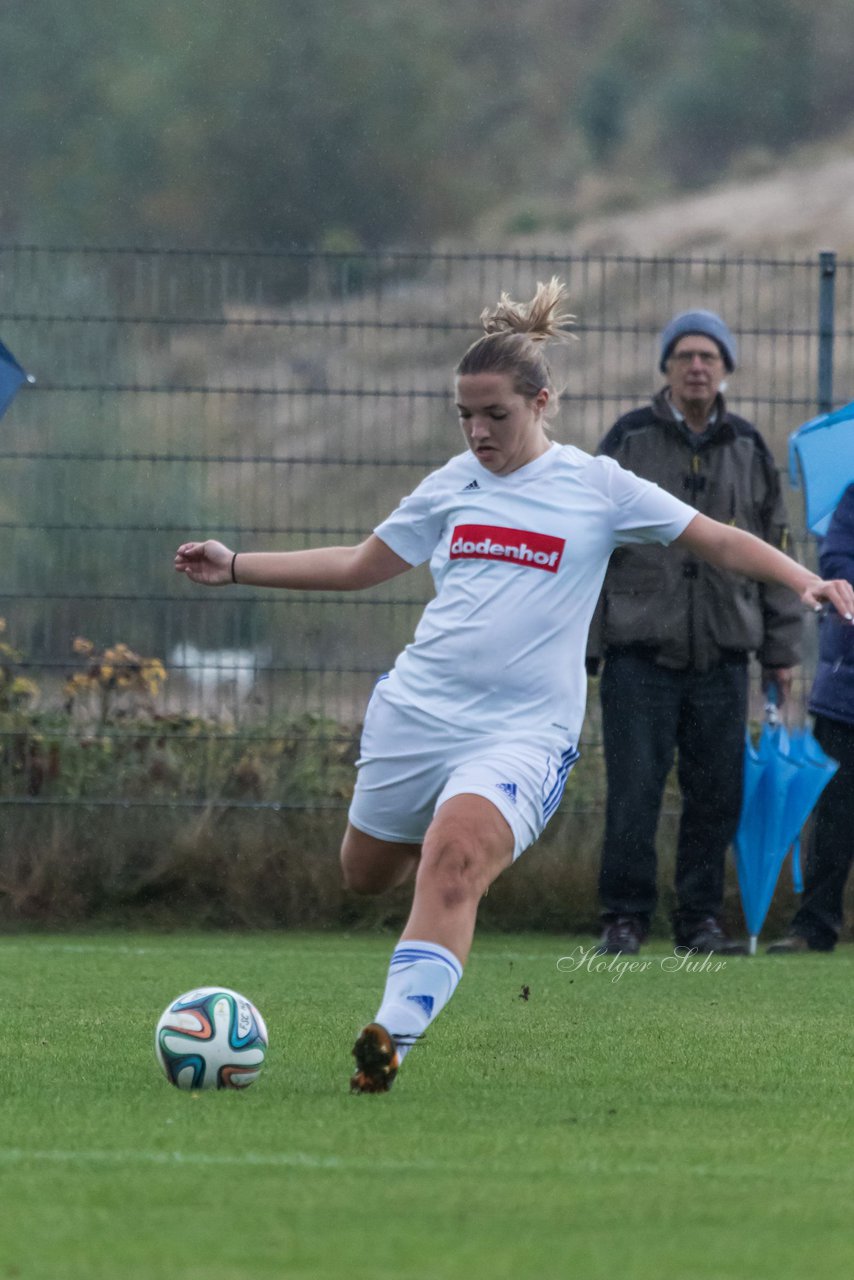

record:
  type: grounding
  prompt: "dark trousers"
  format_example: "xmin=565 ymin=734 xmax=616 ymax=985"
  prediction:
xmin=599 ymin=650 xmax=748 ymax=936
xmin=790 ymin=714 xmax=854 ymax=950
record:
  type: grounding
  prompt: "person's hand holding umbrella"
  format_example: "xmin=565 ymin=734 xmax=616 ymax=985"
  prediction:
xmin=762 ymin=666 xmax=795 ymax=707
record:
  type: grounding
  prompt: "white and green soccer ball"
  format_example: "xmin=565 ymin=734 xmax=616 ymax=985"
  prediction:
xmin=155 ymin=987 xmax=268 ymax=1090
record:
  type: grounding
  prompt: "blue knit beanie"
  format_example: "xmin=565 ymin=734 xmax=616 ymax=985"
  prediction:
xmin=659 ymin=309 xmax=737 ymax=373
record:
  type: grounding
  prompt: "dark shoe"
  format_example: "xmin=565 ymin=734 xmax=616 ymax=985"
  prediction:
xmin=767 ymin=934 xmax=823 ymax=955
xmin=350 ymin=1023 xmax=400 ymax=1094
xmin=594 ymin=915 xmax=644 ymax=956
xmin=676 ymin=917 xmax=747 ymax=956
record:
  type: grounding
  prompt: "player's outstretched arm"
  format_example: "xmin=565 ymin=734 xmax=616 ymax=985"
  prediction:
xmin=676 ymin=514 xmax=854 ymax=620
xmin=174 ymin=534 xmax=412 ymax=592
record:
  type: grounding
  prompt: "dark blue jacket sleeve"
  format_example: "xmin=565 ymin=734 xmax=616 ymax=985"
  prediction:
xmin=809 ymin=484 xmax=854 ymax=726
xmin=818 ymin=484 xmax=854 ymax=583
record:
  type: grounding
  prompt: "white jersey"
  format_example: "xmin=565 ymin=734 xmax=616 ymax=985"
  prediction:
xmin=374 ymin=442 xmax=695 ymax=744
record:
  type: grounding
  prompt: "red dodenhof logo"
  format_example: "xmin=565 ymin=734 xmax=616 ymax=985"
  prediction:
xmin=449 ymin=524 xmax=565 ymax=573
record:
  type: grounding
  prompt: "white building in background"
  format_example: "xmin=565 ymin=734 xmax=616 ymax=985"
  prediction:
xmin=168 ymin=642 xmax=272 ymax=715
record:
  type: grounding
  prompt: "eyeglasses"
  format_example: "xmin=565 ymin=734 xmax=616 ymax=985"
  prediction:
xmin=670 ymin=350 xmax=722 ymax=367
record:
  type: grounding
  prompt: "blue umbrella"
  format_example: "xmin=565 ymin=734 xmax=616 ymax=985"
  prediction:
xmin=0 ymin=339 xmax=34 ymax=421
xmin=734 ymin=698 xmax=839 ymax=954
xmin=789 ymin=399 xmax=854 ymax=535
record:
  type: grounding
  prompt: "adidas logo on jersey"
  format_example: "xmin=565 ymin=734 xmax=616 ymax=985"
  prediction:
xmin=496 ymin=782 xmax=518 ymax=804
xmin=450 ymin=523 xmax=565 ymax=573
xmin=461 ymin=479 xmax=481 ymax=491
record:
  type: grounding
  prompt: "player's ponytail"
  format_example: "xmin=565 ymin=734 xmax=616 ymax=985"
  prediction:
xmin=479 ymin=277 xmax=575 ymax=343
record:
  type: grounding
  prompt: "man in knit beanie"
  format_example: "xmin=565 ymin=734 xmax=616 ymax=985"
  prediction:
xmin=587 ymin=310 xmax=802 ymax=957
xmin=658 ymin=309 xmax=737 ymax=375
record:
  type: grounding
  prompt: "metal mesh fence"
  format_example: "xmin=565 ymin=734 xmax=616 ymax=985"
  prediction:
xmin=1 ymin=245 xmax=851 ymax=812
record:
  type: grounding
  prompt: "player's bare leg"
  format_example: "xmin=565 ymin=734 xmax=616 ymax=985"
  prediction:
xmin=340 ymin=824 xmax=420 ymax=894
xmin=351 ymin=795 xmax=513 ymax=1092
xmin=401 ymin=793 xmax=514 ymax=962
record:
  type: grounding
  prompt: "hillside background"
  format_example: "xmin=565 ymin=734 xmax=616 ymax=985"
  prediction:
xmin=4 ymin=0 xmax=854 ymax=253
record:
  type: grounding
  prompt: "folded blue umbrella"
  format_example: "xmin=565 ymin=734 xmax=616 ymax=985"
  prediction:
xmin=783 ymin=728 xmax=837 ymax=895
xmin=789 ymin=400 xmax=854 ymax=535
xmin=0 ymin=339 xmax=35 ymax=421
xmin=734 ymin=702 xmax=839 ymax=954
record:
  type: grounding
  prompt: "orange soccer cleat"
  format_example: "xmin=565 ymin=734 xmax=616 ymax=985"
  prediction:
xmin=350 ymin=1022 xmax=400 ymax=1094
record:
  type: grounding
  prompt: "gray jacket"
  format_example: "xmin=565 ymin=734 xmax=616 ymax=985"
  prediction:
xmin=587 ymin=390 xmax=803 ymax=672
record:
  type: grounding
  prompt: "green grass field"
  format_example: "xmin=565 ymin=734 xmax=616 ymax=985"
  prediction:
xmin=2 ymin=931 xmax=852 ymax=1280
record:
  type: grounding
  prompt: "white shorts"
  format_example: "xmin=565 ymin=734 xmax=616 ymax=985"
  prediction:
xmin=347 ymin=680 xmax=579 ymax=860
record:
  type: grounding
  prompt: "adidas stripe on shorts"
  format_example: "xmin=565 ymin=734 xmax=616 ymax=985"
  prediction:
xmin=347 ymin=680 xmax=579 ymax=859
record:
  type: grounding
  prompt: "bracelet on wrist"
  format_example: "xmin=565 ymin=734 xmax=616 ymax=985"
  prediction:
xmin=230 ymin=552 xmax=239 ymax=584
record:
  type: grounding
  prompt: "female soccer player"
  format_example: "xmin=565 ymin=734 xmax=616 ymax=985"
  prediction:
xmin=175 ymin=280 xmax=854 ymax=1093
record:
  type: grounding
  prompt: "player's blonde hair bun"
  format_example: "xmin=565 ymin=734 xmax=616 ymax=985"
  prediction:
xmin=480 ymin=277 xmax=576 ymax=344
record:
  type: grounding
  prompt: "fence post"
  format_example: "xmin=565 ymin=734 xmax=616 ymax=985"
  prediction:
xmin=817 ymin=249 xmax=836 ymax=414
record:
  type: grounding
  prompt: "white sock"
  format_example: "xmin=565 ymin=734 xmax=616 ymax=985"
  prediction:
xmin=373 ymin=940 xmax=464 ymax=1062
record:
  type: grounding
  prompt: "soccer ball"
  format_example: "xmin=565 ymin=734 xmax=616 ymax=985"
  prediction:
xmin=155 ymin=986 xmax=268 ymax=1090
